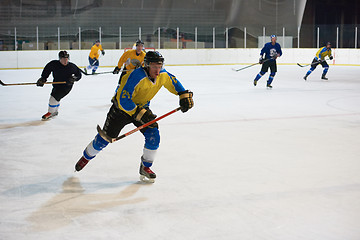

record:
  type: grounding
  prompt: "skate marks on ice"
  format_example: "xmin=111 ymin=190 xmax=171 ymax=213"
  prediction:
xmin=27 ymin=177 xmax=148 ymax=232
xmin=0 ymin=120 xmax=45 ymax=129
xmin=326 ymin=95 xmax=360 ymax=113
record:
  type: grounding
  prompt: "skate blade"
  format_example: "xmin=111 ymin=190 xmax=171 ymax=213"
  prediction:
xmin=139 ymin=175 xmax=155 ymax=183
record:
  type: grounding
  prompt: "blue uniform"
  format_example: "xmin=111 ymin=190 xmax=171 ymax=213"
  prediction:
xmin=254 ymin=41 xmax=282 ymax=87
xmin=260 ymin=42 xmax=282 ymax=61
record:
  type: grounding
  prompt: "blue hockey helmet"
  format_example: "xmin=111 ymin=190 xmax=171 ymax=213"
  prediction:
xmin=270 ymin=35 xmax=277 ymax=39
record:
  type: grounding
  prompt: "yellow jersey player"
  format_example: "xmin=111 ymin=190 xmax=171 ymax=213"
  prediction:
xmin=113 ymin=39 xmax=146 ymax=84
xmin=85 ymin=40 xmax=105 ymax=74
xmin=304 ymin=42 xmax=333 ymax=80
xmin=75 ymin=51 xmax=194 ymax=183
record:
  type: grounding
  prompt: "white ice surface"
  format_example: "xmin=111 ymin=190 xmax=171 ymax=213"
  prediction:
xmin=1 ymin=65 xmax=360 ymax=240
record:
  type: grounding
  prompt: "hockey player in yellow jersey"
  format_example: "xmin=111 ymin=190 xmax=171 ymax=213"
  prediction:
xmin=113 ymin=39 xmax=146 ymax=84
xmin=75 ymin=51 xmax=194 ymax=183
xmin=85 ymin=40 xmax=105 ymax=74
xmin=304 ymin=42 xmax=333 ymax=80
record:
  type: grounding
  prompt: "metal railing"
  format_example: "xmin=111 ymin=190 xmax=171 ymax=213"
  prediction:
xmin=1 ymin=24 xmax=359 ymax=51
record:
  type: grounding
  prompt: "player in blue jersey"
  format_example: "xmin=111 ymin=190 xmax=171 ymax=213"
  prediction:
xmin=304 ymin=42 xmax=333 ymax=80
xmin=74 ymin=51 xmax=194 ymax=183
xmin=253 ymin=35 xmax=282 ymax=88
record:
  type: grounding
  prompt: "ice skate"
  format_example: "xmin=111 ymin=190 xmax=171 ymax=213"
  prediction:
xmin=75 ymin=156 xmax=89 ymax=172
xmin=84 ymin=68 xmax=87 ymax=74
xmin=321 ymin=74 xmax=328 ymax=80
xmin=253 ymin=80 xmax=257 ymax=86
xmin=139 ymin=162 xmax=156 ymax=183
xmin=266 ymin=84 xmax=273 ymax=89
xmin=303 ymin=75 xmax=308 ymax=81
xmin=41 ymin=111 xmax=58 ymax=121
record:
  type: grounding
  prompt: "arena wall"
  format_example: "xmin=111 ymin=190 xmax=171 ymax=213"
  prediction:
xmin=0 ymin=48 xmax=359 ymax=69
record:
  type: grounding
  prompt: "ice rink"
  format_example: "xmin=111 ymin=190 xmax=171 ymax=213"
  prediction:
xmin=1 ymin=64 xmax=360 ymax=240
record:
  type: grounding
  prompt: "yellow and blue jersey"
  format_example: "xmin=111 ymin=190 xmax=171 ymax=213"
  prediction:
xmin=117 ymin=49 xmax=146 ymax=70
xmin=89 ymin=44 xmax=104 ymax=60
xmin=113 ymin=67 xmax=185 ymax=116
xmin=315 ymin=46 xmax=332 ymax=60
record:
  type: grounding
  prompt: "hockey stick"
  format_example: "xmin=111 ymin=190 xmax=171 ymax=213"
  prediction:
xmin=97 ymin=107 xmax=182 ymax=143
xmin=297 ymin=58 xmax=330 ymax=68
xmin=0 ymin=80 xmax=66 ymax=86
xmin=80 ymin=68 xmax=130 ymax=76
xmin=232 ymin=59 xmax=271 ymax=72
xmin=89 ymin=71 xmax=114 ymax=75
xmin=297 ymin=62 xmax=318 ymax=68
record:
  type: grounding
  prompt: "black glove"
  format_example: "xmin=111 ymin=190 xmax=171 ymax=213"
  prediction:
xmin=36 ymin=77 xmax=47 ymax=87
xmin=67 ymin=75 xmax=78 ymax=85
xmin=133 ymin=107 xmax=158 ymax=128
xmin=113 ymin=66 xmax=121 ymax=74
xmin=101 ymin=50 xmax=105 ymax=55
xmin=329 ymin=56 xmax=333 ymax=60
xmin=259 ymin=57 xmax=264 ymax=64
xmin=179 ymin=90 xmax=194 ymax=113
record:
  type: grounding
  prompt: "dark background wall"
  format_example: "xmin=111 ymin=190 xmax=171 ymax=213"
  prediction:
xmin=301 ymin=0 xmax=360 ymax=47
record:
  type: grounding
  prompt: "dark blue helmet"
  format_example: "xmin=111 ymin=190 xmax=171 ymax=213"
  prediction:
xmin=144 ymin=51 xmax=164 ymax=66
xmin=136 ymin=39 xmax=144 ymax=46
xmin=58 ymin=50 xmax=69 ymax=59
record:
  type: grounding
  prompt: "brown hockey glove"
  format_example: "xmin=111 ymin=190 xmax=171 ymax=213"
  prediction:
xmin=179 ymin=90 xmax=194 ymax=113
xmin=133 ymin=107 xmax=158 ymax=128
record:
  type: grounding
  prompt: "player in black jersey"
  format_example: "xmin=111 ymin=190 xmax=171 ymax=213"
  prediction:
xmin=36 ymin=51 xmax=82 ymax=120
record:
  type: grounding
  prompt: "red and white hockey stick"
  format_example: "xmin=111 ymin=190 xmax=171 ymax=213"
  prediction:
xmin=97 ymin=107 xmax=182 ymax=143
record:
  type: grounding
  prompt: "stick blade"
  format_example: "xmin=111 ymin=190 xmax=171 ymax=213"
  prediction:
xmin=96 ymin=125 xmax=114 ymax=143
xmin=297 ymin=63 xmax=305 ymax=67
xmin=0 ymin=80 xmax=7 ymax=86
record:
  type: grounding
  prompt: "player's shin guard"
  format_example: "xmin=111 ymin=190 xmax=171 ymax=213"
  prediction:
xmin=255 ymin=71 xmax=265 ymax=81
xmin=267 ymin=72 xmax=275 ymax=87
xmin=48 ymin=95 xmax=60 ymax=114
xmin=323 ymin=67 xmax=329 ymax=76
xmin=306 ymin=69 xmax=313 ymax=76
xmin=83 ymin=133 xmax=109 ymax=160
xmin=141 ymin=127 xmax=160 ymax=167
